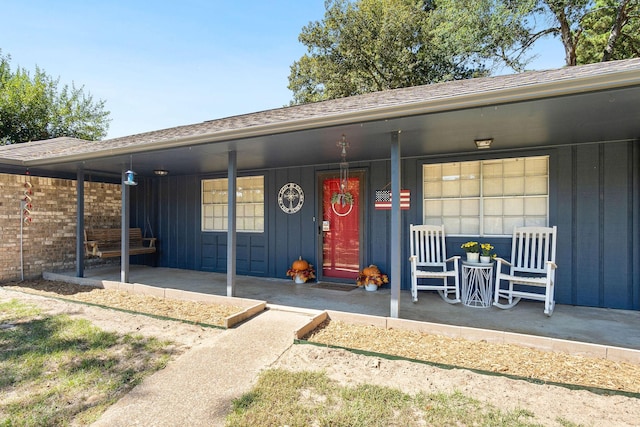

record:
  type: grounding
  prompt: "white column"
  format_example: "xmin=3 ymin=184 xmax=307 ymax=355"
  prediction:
xmin=227 ymin=150 xmax=237 ymax=297
xmin=390 ymin=131 xmax=401 ymax=318
xmin=76 ymin=167 xmax=85 ymax=278
xmin=121 ymin=171 xmax=130 ymax=283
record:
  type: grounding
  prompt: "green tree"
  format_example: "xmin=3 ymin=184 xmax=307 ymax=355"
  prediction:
xmin=0 ymin=52 xmax=110 ymax=145
xmin=289 ymin=1 xmax=640 ymax=105
xmin=427 ymin=0 xmax=539 ymax=72
xmin=430 ymin=0 xmax=638 ymax=68
xmin=577 ymin=0 xmax=640 ymax=63
xmin=417 ymin=1 xmax=639 ymax=69
xmin=288 ymin=0 xmax=488 ymax=105
xmin=486 ymin=0 xmax=639 ymax=66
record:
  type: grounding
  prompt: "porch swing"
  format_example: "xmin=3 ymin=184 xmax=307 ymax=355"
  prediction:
xmin=83 ymin=175 xmax=157 ymax=258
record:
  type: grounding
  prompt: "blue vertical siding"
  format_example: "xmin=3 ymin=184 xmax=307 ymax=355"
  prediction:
xmin=368 ymin=160 xmax=392 ymax=274
xmin=575 ymin=145 xmax=601 ymax=306
xmin=603 ymin=143 xmax=632 ymax=308
xmin=555 ymin=141 xmax=639 ymax=310
xmin=132 ymin=141 xmax=639 ymax=310
xmin=269 ymin=167 xmax=318 ymax=279
xmin=555 ymin=147 xmax=573 ymax=304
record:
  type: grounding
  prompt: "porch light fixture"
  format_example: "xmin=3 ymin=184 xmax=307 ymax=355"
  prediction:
xmin=154 ymin=169 xmax=169 ymax=176
xmin=123 ymin=170 xmax=137 ymax=186
xmin=123 ymin=156 xmax=138 ymax=185
xmin=474 ymin=138 xmax=493 ymax=150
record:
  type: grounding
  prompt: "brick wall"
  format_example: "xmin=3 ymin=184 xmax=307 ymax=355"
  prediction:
xmin=0 ymin=173 xmax=121 ymax=282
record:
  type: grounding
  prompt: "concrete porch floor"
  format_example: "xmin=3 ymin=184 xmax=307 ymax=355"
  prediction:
xmin=48 ymin=264 xmax=640 ymax=352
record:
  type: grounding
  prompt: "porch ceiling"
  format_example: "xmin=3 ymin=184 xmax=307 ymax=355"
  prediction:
xmin=1 ymin=59 xmax=639 ymax=180
xmin=47 ymin=86 xmax=640 ymax=179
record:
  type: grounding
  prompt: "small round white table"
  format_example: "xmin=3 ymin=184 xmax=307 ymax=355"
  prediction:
xmin=461 ymin=261 xmax=494 ymax=308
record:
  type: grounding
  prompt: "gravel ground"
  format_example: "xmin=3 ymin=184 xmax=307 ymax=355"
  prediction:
xmin=3 ymin=279 xmax=640 ymax=427
xmin=4 ymin=279 xmax=639 ymax=395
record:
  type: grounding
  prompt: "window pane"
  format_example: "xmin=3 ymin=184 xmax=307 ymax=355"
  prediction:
xmin=525 ymin=176 xmax=547 ymax=195
xmin=503 ymin=217 xmax=525 ymax=233
xmin=483 ymin=178 xmax=503 ymax=196
xmin=483 ymin=198 xmax=502 ymax=216
xmin=483 ymin=161 xmax=502 ymax=177
xmin=442 ymin=180 xmax=460 ymax=197
xmin=213 ymin=191 xmax=226 ymax=203
xmin=214 ymin=205 xmax=225 ymax=217
xmin=526 ymin=157 xmax=548 ymax=175
xmin=424 ymin=182 xmax=441 ymax=198
xmin=442 ymin=217 xmax=460 ymax=234
xmin=424 ymin=164 xmax=441 ymax=181
xmin=202 ymin=176 xmax=264 ymax=232
xmin=503 ymin=158 xmax=524 ymax=177
xmin=442 ymin=199 xmax=460 ymax=216
xmin=504 ymin=177 xmax=524 ymax=195
xmin=460 ymin=217 xmax=479 ymax=234
xmin=460 ymin=179 xmax=479 ymax=197
xmin=423 ymin=155 xmax=548 ymax=236
xmin=525 ymin=217 xmax=547 ymax=227
xmin=425 ymin=200 xmax=442 ymax=216
xmin=524 ymin=197 xmax=547 ymax=216
xmin=460 ymin=162 xmax=480 ymax=180
xmin=484 ymin=216 xmax=503 ymax=235
xmin=460 ymin=199 xmax=479 ymax=216
xmin=424 ymin=217 xmax=442 ymax=226
xmin=442 ymin=163 xmax=460 ymax=181
xmin=504 ymin=198 xmax=524 ymax=216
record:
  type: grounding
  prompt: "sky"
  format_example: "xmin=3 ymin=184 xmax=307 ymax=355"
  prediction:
xmin=3 ymin=1 xmax=565 ymax=139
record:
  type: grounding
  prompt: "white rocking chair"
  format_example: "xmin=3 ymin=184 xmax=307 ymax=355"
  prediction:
xmin=494 ymin=226 xmax=558 ymax=316
xmin=409 ymin=224 xmax=460 ymax=304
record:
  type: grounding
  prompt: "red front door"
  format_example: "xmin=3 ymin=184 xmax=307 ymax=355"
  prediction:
xmin=320 ymin=172 xmax=362 ymax=280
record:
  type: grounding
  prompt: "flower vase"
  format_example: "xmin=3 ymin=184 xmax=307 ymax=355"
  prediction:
xmin=294 ymin=274 xmax=306 ymax=284
xmin=364 ymin=284 xmax=378 ymax=291
xmin=480 ymin=255 xmax=491 ymax=264
xmin=466 ymin=252 xmax=480 ymax=263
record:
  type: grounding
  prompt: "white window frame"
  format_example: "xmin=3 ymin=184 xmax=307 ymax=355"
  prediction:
xmin=201 ymin=175 xmax=264 ymax=232
xmin=422 ymin=156 xmax=549 ymax=237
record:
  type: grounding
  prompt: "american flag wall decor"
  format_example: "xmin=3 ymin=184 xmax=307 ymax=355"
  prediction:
xmin=374 ymin=190 xmax=410 ymax=210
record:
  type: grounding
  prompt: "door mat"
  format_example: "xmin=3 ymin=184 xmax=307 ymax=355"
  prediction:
xmin=310 ymin=283 xmax=358 ymax=291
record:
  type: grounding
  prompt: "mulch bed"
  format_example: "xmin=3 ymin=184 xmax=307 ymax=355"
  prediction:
xmin=304 ymin=320 xmax=640 ymax=395
xmin=4 ymin=280 xmax=639 ymax=395
xmin=3 ymin=280 xmax=242 ymax=328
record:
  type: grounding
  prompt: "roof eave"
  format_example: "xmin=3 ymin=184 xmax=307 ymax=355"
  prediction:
xmin=23 ymin=67 xmax=640 ymax=168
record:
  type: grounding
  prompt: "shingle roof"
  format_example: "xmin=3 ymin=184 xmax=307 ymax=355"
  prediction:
xmin=1 ymin=58 xmax=639 ymax=164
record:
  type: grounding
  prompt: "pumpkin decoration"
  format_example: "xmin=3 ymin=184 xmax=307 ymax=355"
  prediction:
xmin=291 ymin=258 xmax=309 ymax=272
xmin=286 ymin=256 xmax=316 ymax=283
xmin=356 ymin=264 xmax=389 ymax=288
xmin=362 ymin=265 xmax=380 ymax=277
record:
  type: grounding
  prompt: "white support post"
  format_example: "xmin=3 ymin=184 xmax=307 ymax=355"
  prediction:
xmin=121 ymin=171 xmax=130 ymax=283
xmin=227 ymin=150 xmax=237 ymax=297
xmin=76 ymin=167 xmax=85 ymax=278
xmin=390 ymin=130 xmax=402 ymax=318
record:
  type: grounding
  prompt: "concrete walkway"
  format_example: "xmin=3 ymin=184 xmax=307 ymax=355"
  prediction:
xmin=92 ymin=308 xmax=313 ymax=427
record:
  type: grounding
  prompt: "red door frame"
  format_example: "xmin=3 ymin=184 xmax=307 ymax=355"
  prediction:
xmin=317 ymin=170 xmax=366 ymax=282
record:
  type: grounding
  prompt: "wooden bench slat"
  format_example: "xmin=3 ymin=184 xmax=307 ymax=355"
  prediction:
xmin=84 ymin=228 xmax=156 ymax=258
